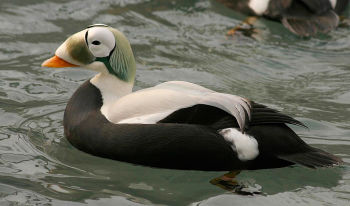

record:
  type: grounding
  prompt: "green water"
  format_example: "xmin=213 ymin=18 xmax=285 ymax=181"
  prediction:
xmin=0 ymin=0 xmax=349 ymax=205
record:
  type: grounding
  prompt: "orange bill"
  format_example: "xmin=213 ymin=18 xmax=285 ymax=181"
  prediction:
xmin=41 ymin=55 xmax=79 ymax=68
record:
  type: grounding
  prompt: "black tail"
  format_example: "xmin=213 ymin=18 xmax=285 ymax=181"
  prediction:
xmin=247 ymin=122 xmax=343 ymax=170
xmin=281 ymin=10 xmax=339 ymax=37
xmin=278 ymin=147 xmax=343 ymax=169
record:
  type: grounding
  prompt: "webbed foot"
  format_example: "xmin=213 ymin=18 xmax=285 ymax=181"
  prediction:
xmin=339 ymin=16 xmax=350 ymax=27
xmin=210 ymin=170 xmax=263 ymax=195
xmin=226 ymin=16 xmax=260 ymax=39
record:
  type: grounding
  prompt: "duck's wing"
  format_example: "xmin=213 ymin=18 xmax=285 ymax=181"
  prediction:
xmin=145 ymin=81 xmax=306 ymax=129
xmin=111 ymin=81 xmax=306 ymax=132
xmin=158 ymin=104 xmax=241 ymax=130
xmin=159 ymin=101 xmax=307 ymax=130
xmin=249 ymin=102 xmax=307 ymax=128
xmin=109 ymin=81 xmax=251 ymax=131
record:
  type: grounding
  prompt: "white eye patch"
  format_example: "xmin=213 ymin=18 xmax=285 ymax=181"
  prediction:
xmin=87 ymin=27 xmax=115 ymax=58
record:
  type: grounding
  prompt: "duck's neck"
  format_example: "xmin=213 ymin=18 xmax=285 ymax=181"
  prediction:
xmin=90 ymin=73 xmax=134 ymax=117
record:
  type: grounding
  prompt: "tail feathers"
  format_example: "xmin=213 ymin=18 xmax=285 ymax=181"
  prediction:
xmin=281 ymin=10 xmax=339 ymax=36
xmin=278 ymin=148 xmax=343 ymax=169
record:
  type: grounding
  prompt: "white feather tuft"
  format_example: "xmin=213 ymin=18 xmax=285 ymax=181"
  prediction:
xmin=330 ymin=0 xmax=337 ymax=9
xmin=219 ymin=128 xmax=259 ymax=161
xmin=249 ymin=0 xmax=270 ymax=15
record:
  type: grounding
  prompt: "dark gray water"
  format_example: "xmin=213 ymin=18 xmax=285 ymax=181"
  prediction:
xmin=0 ymin=0 xmax=349 ymax=205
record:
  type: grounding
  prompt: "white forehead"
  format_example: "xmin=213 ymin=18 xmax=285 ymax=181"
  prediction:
xmin=87 ymin=27 xmax=115 ymax=49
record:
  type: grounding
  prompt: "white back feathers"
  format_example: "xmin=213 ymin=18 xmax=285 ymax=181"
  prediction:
xmin=96 ymin=80 xmax=251 ymax=131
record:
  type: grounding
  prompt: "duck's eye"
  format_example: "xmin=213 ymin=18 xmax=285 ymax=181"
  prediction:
xmin=92 ymin=40 xmax=101 ymax=45
xmin=86 ymin=27 xmax=115 ymax=58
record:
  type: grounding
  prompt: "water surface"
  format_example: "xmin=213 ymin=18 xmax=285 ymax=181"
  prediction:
xmin=0 ymin=0 xmax=349 ymax=205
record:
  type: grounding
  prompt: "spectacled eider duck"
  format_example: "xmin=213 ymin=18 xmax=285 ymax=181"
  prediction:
xmin=216 ymin=0 xmax=349 ymax=37
xmin=42 ymin=24 xmax=342 ymax=191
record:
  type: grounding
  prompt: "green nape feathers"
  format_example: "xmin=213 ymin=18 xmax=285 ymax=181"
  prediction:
xmin=97 ymin=28 xmax=136 ymax=82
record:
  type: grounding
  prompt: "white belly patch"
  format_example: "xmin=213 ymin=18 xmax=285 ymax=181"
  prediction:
xmin=219 ymin=128 xmax=259 ymax=161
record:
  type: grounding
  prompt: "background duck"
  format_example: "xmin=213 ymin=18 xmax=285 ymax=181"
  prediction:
xmin=42 ymin=24 xmax=342 ymax=191
xmin=216 ymin=0 xmax=349 ymax=37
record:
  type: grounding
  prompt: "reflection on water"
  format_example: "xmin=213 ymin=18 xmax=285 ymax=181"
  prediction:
xmin=0 ymin=0 xmax=349 ymax=205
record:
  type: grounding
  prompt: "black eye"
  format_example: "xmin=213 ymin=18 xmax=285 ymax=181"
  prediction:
xmin=91 ymin=40 xmax=101 ymax=45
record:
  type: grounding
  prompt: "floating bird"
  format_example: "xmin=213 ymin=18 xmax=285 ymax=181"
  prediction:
xmin=216 ymin=0 xmax=349 ymax=37
xmin=42 ymin=24 xmax=342 ymax=191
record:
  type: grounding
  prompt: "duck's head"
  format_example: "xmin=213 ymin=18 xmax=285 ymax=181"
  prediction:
xmin=42 ymin=24 xmax=136 ymax=82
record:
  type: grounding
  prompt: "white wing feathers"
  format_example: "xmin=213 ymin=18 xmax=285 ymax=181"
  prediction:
xmin=108 ymin=81 xmax=251 ymax=131
xmin=199 ymin=93 xmax=251 ymax=131
xmin=154 ymin=81 xmax=252 ymax=130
